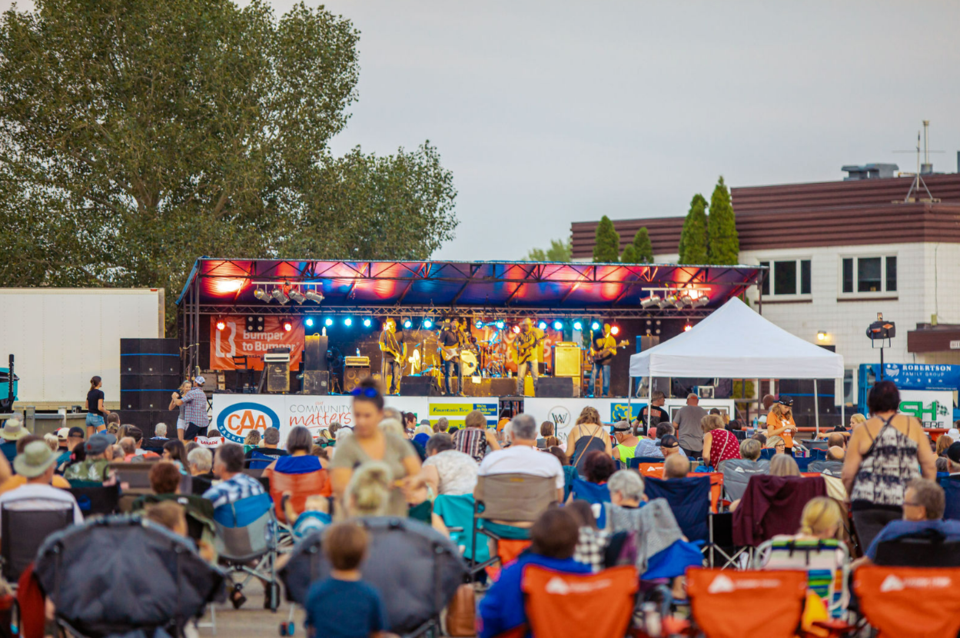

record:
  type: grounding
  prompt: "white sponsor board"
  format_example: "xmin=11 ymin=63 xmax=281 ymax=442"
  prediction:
xmin=899 ymin=390 xmax=954 ymax=429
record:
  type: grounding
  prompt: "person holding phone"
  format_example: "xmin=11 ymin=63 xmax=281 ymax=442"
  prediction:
xmin=766 ymin=397 xmax=797 ymax=454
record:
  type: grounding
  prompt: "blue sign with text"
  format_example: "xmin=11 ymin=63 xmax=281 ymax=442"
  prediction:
xmin=884 ymin=364 xmax=960 ymax=391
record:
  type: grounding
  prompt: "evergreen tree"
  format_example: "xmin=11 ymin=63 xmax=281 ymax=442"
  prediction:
xmin=707 ymin=176 xmax=739 ymax=265
xmin=593 ymin=215 xmax=620 ymax=262
xmin=633 ymin=227 xmax=653 ymax=262
xmin=620 ymin=245 xmax=637 ymax=264
xmin=678 ymin=194 xmax=708 ymax=264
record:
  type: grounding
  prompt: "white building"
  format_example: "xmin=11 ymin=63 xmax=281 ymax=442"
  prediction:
xmin=572 ymin=169 xmax=960 ymax=409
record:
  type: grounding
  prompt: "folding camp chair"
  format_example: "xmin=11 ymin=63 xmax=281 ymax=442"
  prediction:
xmin=132 ymin=493 xmax=216 ymax=545
xmin=68 ymin=484 xmax=121 ymax=517
xmin=853 ymin=566 xmax=960 ymax=638
xmin=873 ymin=529 xmax=960 ymax=567
xmin=644 ymin=475 xmax=710 ymax=542
xmin=246 ymin=451 xmax=277 ymax=471
xmin=433 ymin=493 xmax=491 ymax=568
xmin=472 ymin=474 xmax=557 ymax=578
xmin=754 ymin=538 xmax=851 ymax=618
xmin=522 ymin=565 xmax=638 ymax=638
xmin=808 ymin=460 xmax=844 ymax=476
xmin=635 ymin=463 xmax=665 ymax=480
xmin=687 ymin=471 xmax=723 ymax=513
xmin=938 ymin=475 xmax=960 ymax=521
xmin=687 ymin=568 xmax=808 ymax=638
xmin=718 ymin=458 xmax=768 ymax=502
xmin=629 ymin=456 xmax=667 ymax=469
xmin=213 ymin=492 xmax=281 ymax=611
xmin=0 ymin=505 xmax=73 ymax=585
xmin=263 ymin=465 xmax=332 ymax=524
xmin=568 ymin=478 xmax=610 ymax=526
xmin=707 ymin=511 xmax=750 ymax=569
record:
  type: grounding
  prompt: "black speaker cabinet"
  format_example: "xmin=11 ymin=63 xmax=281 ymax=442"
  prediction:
xmin=304 ymin=334 xmax=329 ymax=371
xmin=488 ymin=378 xmax=518 ymax=397
xmin=302 ymin=370 xmax=330 ymax=395
xmin=120 ymin=390 xmax=171 ymax=411
xmin=536 ymin=377 xmax=574 ymax=398
xmin=266 ymin=363 xmax=290 ymax=393
xmin=343 ymin=365 xmax=371 ymax=393
xmin=399 ymin=376 xmax=440 ymax=396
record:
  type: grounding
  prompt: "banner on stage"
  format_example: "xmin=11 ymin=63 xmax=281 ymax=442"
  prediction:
xmin=209 ymin=316 xmax=304 ymax=371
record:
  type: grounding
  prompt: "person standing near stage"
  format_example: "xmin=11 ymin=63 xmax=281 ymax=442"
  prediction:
xmin=378 ymin=319 xmax=403 ymax=396
xmin=588 ymin=324 xmax=617 ymax=398
xmin=86 ymin=376 xmax=111 ymax=437
xmin=515 ymin=319 xmax=541 ymax=396
xmin=171 ymin=377 xmax=209 ymax=441
xmin=673 ymin=393 xmax=707 ymax=459
xmin=439 ymin=320 xmax=461 ymax=396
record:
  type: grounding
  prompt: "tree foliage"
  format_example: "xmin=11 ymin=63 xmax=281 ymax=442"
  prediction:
xmin=620 ymin=245 xmax=637 ymax=264
xmin=632 ymin=227 xmax=653 ymax=263
xmin=0 ymin=0 xmax=457 ymax=333
xmin=707 ymin=176 xmax=739 ymax=265
xmin=679 ymin=194 xmax=708 ymax=264
xmin=592 ymin=216 xmax=620 ymax=263
xmin=524 ymin=237 xmax=572 ymax=262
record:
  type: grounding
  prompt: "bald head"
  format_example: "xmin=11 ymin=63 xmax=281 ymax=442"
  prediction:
xmin=664 ymin=453 xmax=691 ymax=479
xmin=686 ymin=394 xmax=699 ymax=406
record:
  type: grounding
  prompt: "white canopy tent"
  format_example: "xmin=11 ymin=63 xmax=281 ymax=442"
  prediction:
xmin=629 ymin=297 xmax=844 ymax=435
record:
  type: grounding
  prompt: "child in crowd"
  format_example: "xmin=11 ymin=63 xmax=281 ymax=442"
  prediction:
xmin=143 ymin=501 xmax=216 ymax=562
xmin=282 ymin=492 xmax=331 ymax=539
xmin=305 ymin=522 xmax=393 ymax=638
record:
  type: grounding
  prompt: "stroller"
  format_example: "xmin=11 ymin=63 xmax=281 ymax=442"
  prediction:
xmin=33 ymin=515 xmax=225 ymax=638
xmin=280 ymin=517 xmax=468 ymax=638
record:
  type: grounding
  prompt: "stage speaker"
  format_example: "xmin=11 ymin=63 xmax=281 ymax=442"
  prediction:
xmin=266 ymin=363 xmax=290 ymax=393
xmin=343 ymin=365 xmax=370 ymax=393
xmin=304 ymin=334 xmax=328 ymax=372
xmin=120 ymin=390 xmax=140 ymax=411
xmin=120 ymin=390 xmax=171 ymax=411
xmin=536 ymin=377 xmax=574 ymax=398
xmin=641 ymin=335 xmax=660 ymax=352
xmin=552 ymin=343 xmax=582 ymax=377
xmin=302 ymin=370 xmax=330 ymax=395
xmin=488 ymin=378 xmax=517 ymax=397
xmin=399 ymin=376 xmax=440 ymax=396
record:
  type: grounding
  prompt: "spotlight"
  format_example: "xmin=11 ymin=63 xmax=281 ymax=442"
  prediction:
xmin=684 ymin=323 xmax=693 ymax=332
xmin=403 ymin=319 xmax=412 ymax=329
xmin=215 ymin=319 xmax=226 ymax=331
xmin=304 ymin=317 xmax=315 ymax=328
xmin=475 ymin=320 xmax=483 ymax=329
xmin=305 ymin=291 xmax=324 ymax=304
xmin=667 ymin=294 xmax=683 ymax=309
xmin=282 ymin=320 xmax=293 ymax=332
xmin=254 ymin=289 xmax=269 ymax=302
xmin=271 ymin=288 xmax=290 ymax=305
xmin=363 ymin=318 xmax=372 ymax=328
xmin=324 ymin=317 xmax=333 ymax=327
xmin=512 ymin=325 xmax=521 ymax=334
xmin=817 ymin=330 xmax=827 ymax=342
xmin=693 ymin=295 xmax=709 ymax=307
xmin=423 ymin=319 xmax=433 ymax=329
xmin=538 ymin=321 xmax=548 ymax=330
xmin=552 ymin=320 xmax=563 ymax=331
xmin=641 ymin=295 xmax=660 ymax=309
xmin=591 ymin=321 xmax=601 ymax=331
xmin=288 ymin=289 xmax=306 ymax=304
xmin=344 ymin=317 xmax=353 ymax=327
xmin=572 ymin=321 xmax=582 ymax=331
xmin=610 ymin=325 xmax=620 ymax=336
xmin=495 ymin=320 xmax=505 ymax=330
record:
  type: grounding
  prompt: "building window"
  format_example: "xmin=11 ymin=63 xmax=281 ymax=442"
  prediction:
xmin=841 ymin=256 xmax=897 ymax=296
xmin=760 ymin=258 xmax=811 ymax=298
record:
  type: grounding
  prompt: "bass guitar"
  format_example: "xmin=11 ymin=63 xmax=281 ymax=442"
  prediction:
xmin=589 ymin=339 xmax=630 ymax=363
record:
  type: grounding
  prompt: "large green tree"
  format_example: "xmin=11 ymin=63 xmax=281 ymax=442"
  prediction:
xmin=593 ymin=216 xmax=620 ymax=263
xmin=524 ymin=237 xmax=572 ymax=262
xmin=632 ymin=227 xmax=653 ymax=263
xmin=678 ymin=194 xmax=708 ymax=264
xmin=0 ymin=0 xmax=457 ymax=333
xmin=707 ymin=176 xmax=739 ymax=265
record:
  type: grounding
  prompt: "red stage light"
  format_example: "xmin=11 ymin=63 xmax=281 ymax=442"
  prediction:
xmin=215 ymin=320 xmax=226 ymax=331
xmin=283 ymin=320 xmax=293 ymax=332
xmin=512 ymin=325 xmax=521 ymax=334
xmin=610 ymin=325 xmax=620 ymax=336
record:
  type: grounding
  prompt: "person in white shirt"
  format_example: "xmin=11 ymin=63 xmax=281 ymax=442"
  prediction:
xmin=478 ymin=413 xmax=564 ymax=502
xmin=0 ymin=441 xmax=83 ymax=532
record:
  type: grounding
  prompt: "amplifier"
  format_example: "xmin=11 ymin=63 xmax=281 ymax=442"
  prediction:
xmin=304 ymin=334 xmax=328 ymax=371
xmin=345 ymin=356 xmax=371 ymax=367
xmin=536 ymin=377 xmax=575 ymax=398
xmin=302 ymin=370 xmax=330 ymax=395
xmin=264 ymin=350 xmax=291 ymax=364
xmin=399 ymin=376 xmax=440 ymax=397
xmin=266 ymin=363 xmax=289 ymax=393
xmin=343 ymin=365 xmax=370 ymax=393
xmin=552 ymin=342 xmax=582 ymax=377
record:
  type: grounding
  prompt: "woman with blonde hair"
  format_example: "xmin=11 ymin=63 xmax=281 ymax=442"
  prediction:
xmin=769 ymin=453 xmax=801 ymax=477
xmin=849 ymin=413 xmax=867 ymax=429
xmin=345 ymin=461 xmax=393 ymax=517
xmin=766 ymin=398 xmax=797 ymax=454
xmin=797 ymin=497 xmax=844 ymax=540
xmin=702 ymin=414 xmax=741 ymax=467
xmin=566 ymin=406 xmax=612 ymax=475
xmin=766 ymin=435 xmax=786 ymax=455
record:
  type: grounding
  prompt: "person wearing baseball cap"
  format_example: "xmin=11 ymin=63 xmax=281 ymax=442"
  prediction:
xmin=0 ymin=441 xmax=84 ymax=530
xmin=0 ymin=418 xmax=28 ymax=464
xmin=945 ymin=441 xmax=960 ymax=476
xmin=659 ymin=434 xmax=682 ymax=460
xmin=56 ymin=426 xmax=87 ymax=472
xmin=171 ymin=377 xmax=209 ymax=441
xmin=767 ymin=396 xmax=797 ymax=454
xmin=63 ymin=433 xmax=117 ymax=483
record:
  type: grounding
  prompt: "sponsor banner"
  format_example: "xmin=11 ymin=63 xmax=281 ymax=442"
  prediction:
xmin=428 ymin=398 xmax=499 ymax=428
xmin=885 ymin=363 xmax=960 ymax=391
xmin=899 ymin=390 xmax=953 ymax=429
xmin=209 ymin=316 xmax=304 ymax=371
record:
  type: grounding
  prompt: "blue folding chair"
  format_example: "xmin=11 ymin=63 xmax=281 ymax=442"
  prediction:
xmin=433 ymin=494 xmax=491 ymax=567
xmin=794 ymin=456 xmax=811 ymax=472
xmin=569 ymin=478 xmax=611 ymax=527
xmin=246 ymin=451 xmax=275 ymax=470
xmin=938 ymin=475 xmax=960 ymax=521
xmin=628 ymin=456 xmax=666 ymax=470
xmin=213 ymin=492 xmax=280 ymax=610
xmin=644 ymin=475 xmax=711 ymax=543
xmin=759 ymin=448 xmax=777 ymax=460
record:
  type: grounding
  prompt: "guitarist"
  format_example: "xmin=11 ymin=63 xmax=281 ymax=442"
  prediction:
xmin=378 ymin=319 xmax=404 ymax=395
xmin=515 ymin=318 xmax=542 ymax=396
xmin=439 ymin=319 xmax=462 ymax=395
xmin=588 ymin=323 xmax=617 ymax=398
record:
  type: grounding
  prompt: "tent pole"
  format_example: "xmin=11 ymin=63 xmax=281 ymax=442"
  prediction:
xmin=646 ymin=379 xmax=653 ymax=435
xmin=814 ymin=379 xmax=820 ymax=439
xmin=840 ymin=378 xmax=845 ymax=429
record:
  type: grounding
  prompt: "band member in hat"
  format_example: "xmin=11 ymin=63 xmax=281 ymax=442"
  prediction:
xmin=515 ymin=318 xmax=541 ymax=396
xmin=379 ymin=319 xmax=403 ymax=395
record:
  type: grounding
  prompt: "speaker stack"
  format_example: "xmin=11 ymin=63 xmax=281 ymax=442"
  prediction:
xmin=301 ymin=334 xmax=330 ymax=395
xmin=118 ymin=338 xmax=181 ymax=437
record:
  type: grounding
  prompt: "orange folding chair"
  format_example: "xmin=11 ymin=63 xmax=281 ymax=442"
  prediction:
xmin=637 ymin=463 xmax=665 ymax=479
xmin=853 ymin=566 xmax=960 ymax=638
xmin=263 ymin=467 xmax=332 ymax=523
xmin=687 ymin=568 xmax=807 ymax=638
xmin=522 ymin=565 xmax=638 ymax=638
xmin=687 ymin=471 xmax=724 ymax=513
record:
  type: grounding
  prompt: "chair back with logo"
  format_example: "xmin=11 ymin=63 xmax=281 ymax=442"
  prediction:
xmin=522 ymin=565 xmax=637 ymax=638
xmin=628 ymin=456 xmax=667 ymax=469
xmin=473 ymin=474 xmax=556 ymax=523
xmin=854 ymin=566 xmax=960 ymax=638
xmin=807 ymin=460 xmax=844 ymax=477
xmin=1 ymin=505 xmax=73 ymax=583
xmin=644 ymin=476 xmax=711 ymax=542
xmin=687 ymin=568 xmax=807 ymax=638
xmin=263 ymin=467 xmax=332 ymax=523
xmin=635 ymin=463 xmax=665 ymax=479
xmin=718 ymin=459 xmax=768 ymax=502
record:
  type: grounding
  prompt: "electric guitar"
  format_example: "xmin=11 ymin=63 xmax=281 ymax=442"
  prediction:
xmin=516 ymin=332 xmax=547 ymax=364
xmin=380 ymin=333 xmax=406 ymax=362
xmin=589 ymin=339 xmax=630 ymax=363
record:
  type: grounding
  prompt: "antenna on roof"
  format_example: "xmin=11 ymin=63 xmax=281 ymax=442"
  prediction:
xmin=892 ymin=120 xmax=943 ymax=203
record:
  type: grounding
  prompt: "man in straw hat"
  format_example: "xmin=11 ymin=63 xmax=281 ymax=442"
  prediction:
xmin=0 ymin=440 xmax=83 ymax=531
xmin=0 ymin=418 xmax=28 ymax=465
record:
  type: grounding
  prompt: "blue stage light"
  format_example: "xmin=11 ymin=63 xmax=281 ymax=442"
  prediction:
xmin=475 ymin=320 xmax=483 ymax=329
xmin=537 ymin=321 xmax=547 ymax=330
xmin=495 ymin=320 xmax=505 ymax=330
xmin=344 ymin=317 xmax=353 ymax=327
xmin=304 ymin=317 xmax=315 ymax=328
xmin=363 ymin=318 xmax=372 ymax=328
xmin=553 ymin=320 xmax=563 ymax=331
xmin=573 ymin=321 xmax=582 ymax=331
xmin=324 ymin=317 xmax=333 ymax=327
xmin=591 ymin=321 xmax=601 ymax=331
xmin=404 ymin=319 xmax=413 ymax=329
xmin=423 ymin=319 xmax=433 ymax=329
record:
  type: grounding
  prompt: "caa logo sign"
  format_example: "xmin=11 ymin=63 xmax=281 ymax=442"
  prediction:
xmin=217 ymin=402 xmax=281 ymax=444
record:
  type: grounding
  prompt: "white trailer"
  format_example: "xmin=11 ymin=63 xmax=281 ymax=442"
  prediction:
xmin=0 ymin=288 xmax=164 ymax=408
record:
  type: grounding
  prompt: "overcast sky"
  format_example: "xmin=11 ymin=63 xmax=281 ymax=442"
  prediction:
xmin=4 ymin=0 xmax=959 ymax=260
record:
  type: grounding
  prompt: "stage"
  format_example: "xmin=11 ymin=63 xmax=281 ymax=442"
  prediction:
xmin=212 ymin=393 xmax=736 ymax=444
